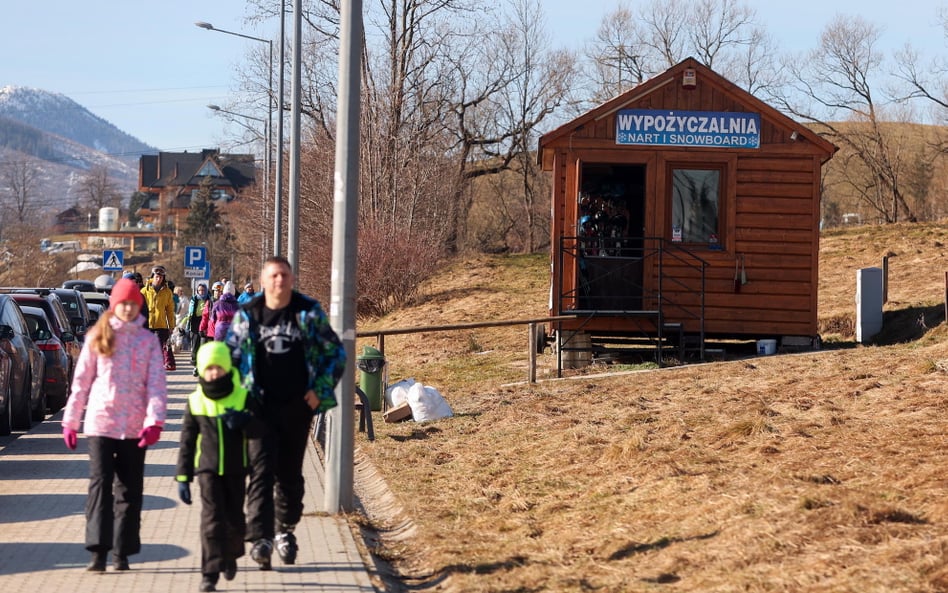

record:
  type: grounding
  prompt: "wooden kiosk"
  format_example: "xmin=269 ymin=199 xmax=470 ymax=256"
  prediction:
xmin=537 ymin=58 xmax=838 ymax=366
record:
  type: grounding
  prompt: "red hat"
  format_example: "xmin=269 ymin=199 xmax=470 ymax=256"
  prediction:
xmin=110 ymin=278 xmax=144 ymax=311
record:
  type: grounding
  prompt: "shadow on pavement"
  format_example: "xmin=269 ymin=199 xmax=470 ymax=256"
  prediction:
xmin=0 ymin=493 xmax=177 ymax=523
xmin=0 ymin=542 xmax=191 ymax=575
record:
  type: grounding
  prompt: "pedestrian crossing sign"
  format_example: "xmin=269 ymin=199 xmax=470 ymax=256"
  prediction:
xmin=102 ymin=250 xmax=124 ymax=271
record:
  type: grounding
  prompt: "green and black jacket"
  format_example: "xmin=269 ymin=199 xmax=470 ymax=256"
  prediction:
xmin=175 ymin=370 xmax=249 ymax=482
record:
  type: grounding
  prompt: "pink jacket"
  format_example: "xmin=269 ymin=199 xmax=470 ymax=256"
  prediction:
xmin=62 ymin=314 xmax=168 ymax=440
xmin=199 ymin=297 xmax=216 ymax=338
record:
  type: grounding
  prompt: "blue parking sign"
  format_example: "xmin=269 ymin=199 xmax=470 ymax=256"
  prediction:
xmin=185 ymin=246 xmax=207 ymax=268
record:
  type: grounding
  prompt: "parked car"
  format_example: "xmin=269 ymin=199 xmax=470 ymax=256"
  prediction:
xmin=1 ymin=287 xmax=91 ymax=343
xmin=80 ymin=291 xmax=111 ymax=315
xmin=0 ymin=295 xmax=45 ymax=433
xmin=19 ymin=306 xmax=71 ymax=412
xmin=86 ymin=302 xmax=105 ymax=325
xmin=0 ymin=347 xmax=13 ymax=436
xmin=7 ymin=293 xmax=81 ymax=384
xmin=62 ymin=280 xmax=97 ymax=292
xmin=47 ymin=288 xmax=93 ymax=340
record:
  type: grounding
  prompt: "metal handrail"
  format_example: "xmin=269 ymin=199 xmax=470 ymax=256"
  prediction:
xmin=556 ymin=235 xmax=708 ymax=361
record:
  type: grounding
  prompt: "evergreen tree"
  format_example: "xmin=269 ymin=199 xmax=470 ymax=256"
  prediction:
xmin=182 ymin=177 xmax=223 ymax=244
xmin=182 ymin=176 xmax=232 ymax=277
xmin=127 ymin=191 xmax=148 ymax=225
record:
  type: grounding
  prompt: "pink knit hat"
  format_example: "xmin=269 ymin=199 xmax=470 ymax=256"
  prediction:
xmin=110 ymin=278 xmax=144 ymax=311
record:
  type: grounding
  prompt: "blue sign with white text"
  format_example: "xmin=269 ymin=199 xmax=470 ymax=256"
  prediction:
xmin=184 ymin=246 xmax=207 ymax=268
xmin=616 ymin=109 xmax=760 ymax=149
xmin=183 ymin=246 xmax=209 ymax=280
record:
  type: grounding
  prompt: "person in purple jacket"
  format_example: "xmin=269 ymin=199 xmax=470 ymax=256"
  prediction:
xmin=61 ymin=278 xmax=168 ymax=573
xmin=210 ymin=281 xmax=240 ymax=341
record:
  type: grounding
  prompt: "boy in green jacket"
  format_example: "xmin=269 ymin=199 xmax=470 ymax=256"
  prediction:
xmin=176 ymin=341 xmax=252 ymax=592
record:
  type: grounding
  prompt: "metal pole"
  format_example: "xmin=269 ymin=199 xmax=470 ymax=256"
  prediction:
xmin=287 ymin=0 xmax=301 ymax=273
xmin=263 ymin=40 xmax=273 ymax=262
xmin=194 ymin=22 xmax=277 ymax=261
xmin=273 ymin=0 xmax=285 ymax=257
xmin=324 ymin=0 xmax=362 ymax=513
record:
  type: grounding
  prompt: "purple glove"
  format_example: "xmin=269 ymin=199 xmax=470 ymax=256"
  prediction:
xmin=137 ymin=425 xmax=162 ymax=448
xmin=63 ymin=428 xmax=78 ymax=451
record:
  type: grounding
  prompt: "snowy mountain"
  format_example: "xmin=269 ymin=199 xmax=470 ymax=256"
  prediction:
xmin=0 ymin=86 xmax=156 ymax=212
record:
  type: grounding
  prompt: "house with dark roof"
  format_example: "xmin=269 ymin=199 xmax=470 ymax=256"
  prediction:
xmin=52 ymin=206 xmax=85 ymax=233
xmin=137 ymin=149 xmax=256 ymax=231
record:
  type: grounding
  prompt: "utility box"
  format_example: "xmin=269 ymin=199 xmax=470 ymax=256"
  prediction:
xmin=856 ymin=267 xmax=884 ymax=343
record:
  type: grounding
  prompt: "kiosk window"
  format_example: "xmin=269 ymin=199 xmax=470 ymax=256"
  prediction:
xmin=671 ymin=168 xmax=721 ymax=244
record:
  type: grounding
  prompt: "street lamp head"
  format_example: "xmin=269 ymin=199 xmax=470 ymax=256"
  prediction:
xmin=195 ymin=21 xmax=214 ymax=30
xmin=207 ymin=104 xmax=222 ymax=112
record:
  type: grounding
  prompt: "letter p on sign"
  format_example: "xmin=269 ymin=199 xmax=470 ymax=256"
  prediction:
xmin=185 ymin=246 xmax=206 ymax=268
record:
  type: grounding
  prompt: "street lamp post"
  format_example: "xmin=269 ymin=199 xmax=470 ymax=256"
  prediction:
xmin=207 ymin=104 xmax=269 ymax=259
xmin=195 ymin=21 xmax=282 ymax=258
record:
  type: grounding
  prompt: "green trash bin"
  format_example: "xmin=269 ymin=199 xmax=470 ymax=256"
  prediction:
xmin=357 ymin=346 xmax=386 ymax=411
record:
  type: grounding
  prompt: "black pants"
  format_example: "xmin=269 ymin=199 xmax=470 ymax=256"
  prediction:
xmin=85 ymin=437 xmax=146 ymax=556
xmin=198 ymin=472 xmax=246 ymax=574
xmin=245 ymin=398 xmax=313 ymax=541
xmin=190 ymin=331 xmax=205 ymax=365
xmin=151 ymin=328 xmax=173 ymax=367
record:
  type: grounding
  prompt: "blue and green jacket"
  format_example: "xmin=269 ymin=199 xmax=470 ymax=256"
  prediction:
xmin=225 ymin=291 xmax=344 ymax=414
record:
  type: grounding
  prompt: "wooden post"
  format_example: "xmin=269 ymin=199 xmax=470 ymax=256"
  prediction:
xmin=944 ymin=272 xmax=947 ymax=324
xmin=528 ymin=323 xmax=537 ymax=384
xmin=882 ymin=256 xmax=889 ymax=304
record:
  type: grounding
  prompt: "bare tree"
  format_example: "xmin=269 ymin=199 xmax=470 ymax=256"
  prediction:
xmin=490 ymin=0 xmax=574 ymax=252
xmin=582 ymin=0 xmax=776 ymax=105
xmin=0 ymin=160 xmax=41 ymax=226
xmin=775 ymin=16 xmax=920 ymax=223
xmin=583 ymin=4 xmax=653 ymax=101
xmin=75 ymin=165 xmax=122 ymax=214
xmin=687 ymin=0 xmax=756 ymax=70
xmin=892 ymin=8 xmax=948 ymax=118
xmin=0 ymin=159 xmax=40 ymax=226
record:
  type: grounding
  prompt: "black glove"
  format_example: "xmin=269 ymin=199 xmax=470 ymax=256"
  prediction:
xmin=221 ymin=408 xmax=252 ymax=431
xmin=178 ymin=481 xmax=192 ymax=505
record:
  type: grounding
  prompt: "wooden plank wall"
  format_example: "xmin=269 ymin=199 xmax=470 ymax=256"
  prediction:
xmin=660 ymin=155 xmax=819 ymax=336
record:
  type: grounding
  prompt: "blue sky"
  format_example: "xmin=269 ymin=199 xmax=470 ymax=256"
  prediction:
xmin=2 ymin=1 xmax=944 ymax=154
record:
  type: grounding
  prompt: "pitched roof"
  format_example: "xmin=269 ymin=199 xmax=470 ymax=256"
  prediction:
xmin=538 ymin=57 xmax=837 ymax=163
xmin=138 ymin=149 xmax=256 ymax=190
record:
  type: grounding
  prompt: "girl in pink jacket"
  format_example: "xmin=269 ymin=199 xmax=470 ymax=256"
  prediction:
xmin=62 ymin=278 xmax=168 ymax=573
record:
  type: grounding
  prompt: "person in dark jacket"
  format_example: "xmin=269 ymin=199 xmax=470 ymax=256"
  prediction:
xmin=210 ymin=282 xmax=240 ymax=342
xmin=187 ymin=283 xmax=210 ymax=375
xmin=176 ymin=341 xmax=251 ymax=592
xmin=226 ymin=256 xmax=345 ymax=570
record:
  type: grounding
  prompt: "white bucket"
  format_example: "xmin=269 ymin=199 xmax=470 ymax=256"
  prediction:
xmin=757 ymin=339 xmax=777 ymax=355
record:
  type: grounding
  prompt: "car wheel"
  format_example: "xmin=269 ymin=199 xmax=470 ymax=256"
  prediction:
xmin=0 ymin=381 xmax=11 ymax=436
xmin=48 ymin=389 xmax=68 ymax=413
xmin=31 ymin=385 xmax=47 ymax=422
xmin=12 ymin=371 xmax=32 ymax=431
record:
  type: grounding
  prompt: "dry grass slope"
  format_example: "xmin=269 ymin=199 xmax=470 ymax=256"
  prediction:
xmin=353 ymin=222 xmax=948 ymax=593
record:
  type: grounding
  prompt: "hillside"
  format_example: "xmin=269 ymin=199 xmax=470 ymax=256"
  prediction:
xmin=0 ymin=86 xmax=153 ymax=212
xmin=352 ymin=222 xmax=948 ymax=593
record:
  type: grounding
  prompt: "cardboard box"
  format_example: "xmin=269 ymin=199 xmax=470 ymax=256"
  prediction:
xmin=383 ymin=401 xmax=412 ymax=423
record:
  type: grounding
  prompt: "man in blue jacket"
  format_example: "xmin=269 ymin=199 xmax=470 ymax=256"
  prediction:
xmin=226 ymin=256 xmax=345 ymax=570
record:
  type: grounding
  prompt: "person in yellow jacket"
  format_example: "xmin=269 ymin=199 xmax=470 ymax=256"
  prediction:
xmin=141 ymin=265 xmax=177 ymax=370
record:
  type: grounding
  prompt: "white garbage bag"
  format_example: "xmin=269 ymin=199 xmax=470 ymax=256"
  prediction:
xmin=385 ymin=378 xmax=416 ymax=408
xmin=406 ymin=382 xmax=453 ymax=422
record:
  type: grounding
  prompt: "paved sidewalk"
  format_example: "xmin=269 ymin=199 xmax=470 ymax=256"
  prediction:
xmin=0 ymin=352 xmax=378 ymax=593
